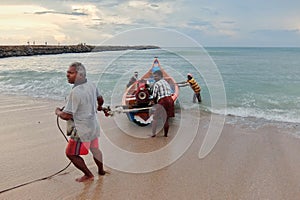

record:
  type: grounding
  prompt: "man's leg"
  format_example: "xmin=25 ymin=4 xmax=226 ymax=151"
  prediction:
xmin=196 ymin=93 xmax=202 ymax=103
xmin=90 ymin=147 xmax=106 ymax=175
xmin=65 ymin=139 xmax=94 ymax=182
xmin=151 ymin=118 xmax=158 ymax=137
xmin=163 ymin=117 xmax=169 ymax=137
xmin=66 ymin=154 xmax=94 ymax=182
xmin=193 ymin=94 xmax=196 ymax=103
xmin=151 ymin=105 xmax=160 ymax=137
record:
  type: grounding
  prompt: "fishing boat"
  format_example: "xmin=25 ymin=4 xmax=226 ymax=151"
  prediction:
xmin=121 ymin=58 xmax=179 ymax=126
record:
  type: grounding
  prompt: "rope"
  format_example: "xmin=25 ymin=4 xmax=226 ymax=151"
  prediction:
xmin=108 ymin=106 xmax=153 ymax=116
xmin=56 ymin=114 xmax=69 ymax=142
xmin=0 ymin=115 xmax=71 ymax=194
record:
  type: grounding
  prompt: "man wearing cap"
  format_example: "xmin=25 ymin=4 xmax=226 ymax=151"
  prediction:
xmin=178 ymin=73 xmax=202 ymax=103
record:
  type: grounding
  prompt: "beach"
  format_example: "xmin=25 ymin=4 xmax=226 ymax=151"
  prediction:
xmin=0 ymin=47 xmax=299 ymax=199
xmin=1 ymin=94 xmax=300 ymax=200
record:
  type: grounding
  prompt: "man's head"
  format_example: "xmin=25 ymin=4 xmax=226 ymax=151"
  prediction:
xmin=153 ymin=70 xmax=163 ymax=82
xmin=187 ymin=73 xmax=193 ymax=80
xmin=67 ymin=62 xmax=86 ymax=84
xmin=134 ymin=71 xmax=138 ymax=78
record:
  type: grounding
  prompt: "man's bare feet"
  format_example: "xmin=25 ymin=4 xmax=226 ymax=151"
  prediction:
xmin=98 ymin=170 xmax=107 ymax=176
xmin=75 ymin=175 xmax=94 ymax=182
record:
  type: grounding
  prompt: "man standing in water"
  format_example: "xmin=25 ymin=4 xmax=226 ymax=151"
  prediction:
xmin=177 ymin=73 xmax=202 ymax=103
xmin=55 ymin=62 xmax=106 ymax=182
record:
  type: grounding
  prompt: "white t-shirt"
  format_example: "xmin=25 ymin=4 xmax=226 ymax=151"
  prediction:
xmin=63 ymin=81 xmax=100 ymax=142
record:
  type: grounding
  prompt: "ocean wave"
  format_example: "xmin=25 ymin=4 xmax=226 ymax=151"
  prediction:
xmin=209 ymin=106 xmax=300 ymax=124
xmin=0 ymin=70 xmax=70 ymax=100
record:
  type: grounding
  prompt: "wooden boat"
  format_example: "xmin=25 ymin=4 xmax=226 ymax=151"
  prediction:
xmin=122 ymin=58 xmax=179 ymax=126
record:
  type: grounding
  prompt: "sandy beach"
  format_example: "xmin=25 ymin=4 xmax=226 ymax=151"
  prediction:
xmin=1 ymin=94 xmax=300 ymax=200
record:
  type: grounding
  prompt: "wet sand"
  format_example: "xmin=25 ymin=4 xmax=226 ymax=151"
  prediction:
xmin=1 ymin=94 xmax=300 ymax=200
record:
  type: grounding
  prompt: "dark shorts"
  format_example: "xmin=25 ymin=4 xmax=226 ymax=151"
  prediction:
xmin=153 ymin=96 xmax=175 ymax=119
xmin=65 ymin=138 xmax=99 ymax=156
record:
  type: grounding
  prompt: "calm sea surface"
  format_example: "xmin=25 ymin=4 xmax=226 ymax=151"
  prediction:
xmin=0 ymin=47 xmax=299 ymax=124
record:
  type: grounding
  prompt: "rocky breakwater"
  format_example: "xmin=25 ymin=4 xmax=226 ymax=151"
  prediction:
xmin=0 ymin=44 xmax=95 ymax=58
xmin=0 ymin=45 xmax=160 ymax=58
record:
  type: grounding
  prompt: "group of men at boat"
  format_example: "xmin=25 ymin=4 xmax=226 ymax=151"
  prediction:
xmin=55 ymin=60 xmax=202 ymax=182
xmin=126 ymin=59 xmax=202 ymax=137
xmin=127 ymin=66 xmax=202 ymax=104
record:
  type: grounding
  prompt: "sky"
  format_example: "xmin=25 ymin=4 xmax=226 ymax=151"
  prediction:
xmin=1 ymin=0 xmax=300 ymax=47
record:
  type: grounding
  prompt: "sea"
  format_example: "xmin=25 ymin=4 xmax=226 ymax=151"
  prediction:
xmin=0 ymin=47 xmax=299 ymax=131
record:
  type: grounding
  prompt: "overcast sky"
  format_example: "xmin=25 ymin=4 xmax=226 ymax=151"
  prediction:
xmin=1 ymin=0 xmax=300 ymax=47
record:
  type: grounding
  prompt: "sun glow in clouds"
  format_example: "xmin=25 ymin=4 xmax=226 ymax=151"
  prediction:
xmin=0 ymin=5 xmax=67 ymax=44
xmin=0 ymin=5 xmax=47 ymax=29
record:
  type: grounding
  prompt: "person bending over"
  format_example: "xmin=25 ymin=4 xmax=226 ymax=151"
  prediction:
xmin=151 ymin=70 xmax=175 ymax=137
xmin=177 ymin=73 xmax=202 ymax=103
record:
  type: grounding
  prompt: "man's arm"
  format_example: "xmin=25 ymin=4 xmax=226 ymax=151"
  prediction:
xmin=97 ymin=95 xmax=111 ymax=116
xmin=97 ymin=95 xmax=104 ymax=111
xmin=55 ymin=108 xmax=73 ymax=120
xmin=176 ymin=81 xmax=189 ymax=87
xmin=176 ymin=81 xmax=186 ymax=84
xmin=151 ymin=84 xmax=159 ymax=104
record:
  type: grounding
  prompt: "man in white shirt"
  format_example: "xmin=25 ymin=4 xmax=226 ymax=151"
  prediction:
xmin=55 ymin=62 xmax=107 ymax=182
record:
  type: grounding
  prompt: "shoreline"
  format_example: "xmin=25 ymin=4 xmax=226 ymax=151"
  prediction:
xmin=3 ymin=92 xmax=300 ymax=137
xmin=0 ymin=44 xmax=159 ymax=58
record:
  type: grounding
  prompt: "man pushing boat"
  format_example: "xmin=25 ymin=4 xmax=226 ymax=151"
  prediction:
xmin=151 ymin=70 xmax=175 ymax=137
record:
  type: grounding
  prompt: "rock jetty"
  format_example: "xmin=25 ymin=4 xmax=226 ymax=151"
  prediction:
xmin=0 ymin=44 xmax=159 ymax=58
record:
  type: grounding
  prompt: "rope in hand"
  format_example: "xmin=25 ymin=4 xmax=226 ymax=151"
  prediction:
xmin=0 ymin=115 xmax=71 ymax=194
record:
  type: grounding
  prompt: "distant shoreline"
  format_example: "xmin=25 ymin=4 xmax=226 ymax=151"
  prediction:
xmin=0 ymin=44 xmax=160 ymax=58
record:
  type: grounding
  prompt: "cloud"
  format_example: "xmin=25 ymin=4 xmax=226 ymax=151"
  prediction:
xmin=33 ymin=10 xmax=88 ymax=16
xmin=1 ymin=0 xmax=300 ymax=46
xmin=187 ymin=20 xmax=213 ymax=28
xmin=221 ymin=21 xmax=235 ymax=24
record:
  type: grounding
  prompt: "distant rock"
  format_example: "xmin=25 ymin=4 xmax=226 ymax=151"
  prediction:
xmin=92 ymin=45 xmax=160 ymax=52
xmin=0 ymin=44 xmax=159 ymax=58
